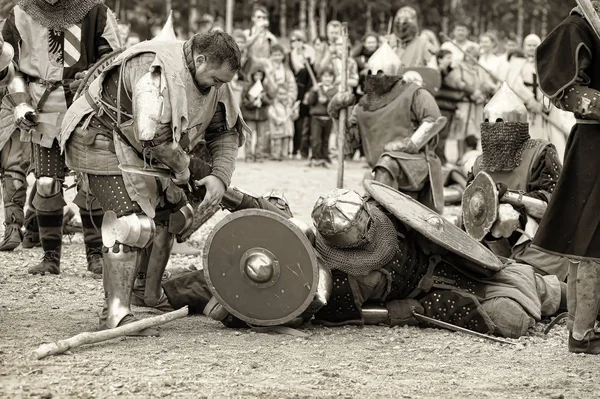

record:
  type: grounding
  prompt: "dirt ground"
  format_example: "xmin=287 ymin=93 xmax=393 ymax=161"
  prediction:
xmin=0 ymin=159 xmax=598 ymax=399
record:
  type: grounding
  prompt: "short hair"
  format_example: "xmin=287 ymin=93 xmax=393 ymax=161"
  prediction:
xmin=270 ymin=44 xmax=285 ymax=55
xmin=479 ymin=31 xmax=498 ymax=46
xmin=454 ymin=23 xmax=469 ymax=31
xmin=362 ymin=32 xmax=379 ymax=43
xmin=290 ymin=29 xmax=307 ymax=43
xmin=189 ymin=31 xmax=241 ymax=71
xmin=327 ymin=20 xmax=342 ymax=30
xmin=253 ymin=5 xmax=269 ymax=17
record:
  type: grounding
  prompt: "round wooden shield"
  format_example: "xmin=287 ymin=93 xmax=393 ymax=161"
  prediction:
xmin=203 ymin=209 xmax=318 ymax=326
xmin=364 ymin=180 xmax=503 ymax=276
xmin=462 ymin=171 xmax=499 ymax=241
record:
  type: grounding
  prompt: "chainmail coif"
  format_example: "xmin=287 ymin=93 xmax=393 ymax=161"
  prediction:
xmin=315 ymin=206 xmax=399 ymax=276
xmin=480 ymin=121 xmax=530 ymax=172
xmin=19 ymin=0 xmax=103 ymax=31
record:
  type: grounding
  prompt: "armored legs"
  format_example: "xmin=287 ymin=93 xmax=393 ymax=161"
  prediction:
xmin=0 ymin=129 xmax=30 ymax=251
xmin=567 ymin=260 xmax=600 ymax=354
xmin=28 ymin=143 xmax=104 ymax=275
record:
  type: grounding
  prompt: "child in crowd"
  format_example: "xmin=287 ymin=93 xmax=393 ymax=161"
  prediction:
xmin=267 ymin=44 xmax=298 ymax=107
xmin=269 ymin=85 xmax=299 ymax=161
xmin=241 ymin=62 xmax=273 ymax=162
xmin=303 ymin=67 xmax=338 ymax=167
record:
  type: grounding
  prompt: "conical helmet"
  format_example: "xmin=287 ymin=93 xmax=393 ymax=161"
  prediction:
xmin=483 ymin=82 xmax=528 ymax=123
xmin=154 ymin=11 xmax=177 ymax=41
xmin=367 ymin=42 xmax=402 ymax=76
xmin=311 ymin=189 xmax=371 ymax=248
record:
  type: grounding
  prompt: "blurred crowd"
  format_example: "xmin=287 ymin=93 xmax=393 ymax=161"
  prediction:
xmin=117 ymin=4 xmax=575 ymax=170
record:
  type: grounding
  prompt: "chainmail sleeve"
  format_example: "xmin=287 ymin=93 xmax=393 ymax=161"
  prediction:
xmin=205 ymin=102 xmax=238 ymax=188
xmin=526 ymin=145 xmax=562 ymax=203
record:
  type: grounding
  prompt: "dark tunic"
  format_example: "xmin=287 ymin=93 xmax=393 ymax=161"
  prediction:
xmin=533 ymin=13 xmax=600 ymax=260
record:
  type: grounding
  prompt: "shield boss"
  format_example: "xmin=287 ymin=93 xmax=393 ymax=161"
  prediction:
xmin=462 ymin=171 xmax=499 ymax=241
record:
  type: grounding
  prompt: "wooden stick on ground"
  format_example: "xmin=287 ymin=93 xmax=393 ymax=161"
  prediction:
xmin=33 ymin=306 xmax=189 ymax=360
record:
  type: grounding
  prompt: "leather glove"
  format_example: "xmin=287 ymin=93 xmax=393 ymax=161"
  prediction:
xmin=384 ymin=137 xmax=418 ymax=154
xmin=328 ymin=91 xmax=355 ymax=119
xmin=385 ymin=299 xmax=424 ymax=327
xmin=68 ymin=71 xmax=87 ymax=94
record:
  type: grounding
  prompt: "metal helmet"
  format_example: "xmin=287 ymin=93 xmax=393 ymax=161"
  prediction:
xmin=154 ymin=11 xmax=178 ymax=41
xmin=483 ymin=83 xmax=528 ymax=123
xmin=311 ymin=189 xmax=371 ymax=248
xmin=480 ymin=83 xmax=530 ymax=172
xmin=367 ymin=42 xmax=402 ymax=76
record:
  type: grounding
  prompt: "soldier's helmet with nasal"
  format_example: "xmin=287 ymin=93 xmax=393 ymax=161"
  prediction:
xmin=480 ymin=83 xmax=530 ymax=172
xmin=311 ymin=189 xmax=371 ymax=249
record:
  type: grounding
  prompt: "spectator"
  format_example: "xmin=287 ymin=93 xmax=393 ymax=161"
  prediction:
xmin=304 ymin=67 xmax=338 ymax=167
xmin=387 ymin=7 xmax=436 ymax=67
xmin=244 ymin=5 xmax=278 ymax=62
xmin=478 ymin=31 xmax=502 ymax=81
xmin=231 ymin=29 xmax=251 ymax=105
xmin=420 ymin=29 xmax=441 ymax=68
xmin=440 ymin=23 xmax=477 ymax=67
xmin=444 ymin=43 xmax=496 ymax=157
xmin=353 ymin=32 xmax=379 ymax=99
xmin=265 ymin=44 xmax=297 ymax=107
xmin=434 ymin=49 xmax=464 ymax=164
xmin=269 ymin=86 xmax=299 ymax=161
xmin=322 ymin=35 xmax=359 ymax=90
xmin=199 ymin=14 xmax=214 ymax=34
xmin=288 ymin=29 xmax=316 ymax=159
xmin=241 ymin=62 xmax=274 ymax=162
xmin=316 ymin=20 xmax=342 ymax=73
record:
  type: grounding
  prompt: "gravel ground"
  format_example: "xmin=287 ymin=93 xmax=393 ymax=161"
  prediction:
xmin=0 ymin=159 xmax=598 ymax=398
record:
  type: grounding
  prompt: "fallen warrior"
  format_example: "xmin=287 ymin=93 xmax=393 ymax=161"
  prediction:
xmin=159 ymin=182 xmax=565 ymax=339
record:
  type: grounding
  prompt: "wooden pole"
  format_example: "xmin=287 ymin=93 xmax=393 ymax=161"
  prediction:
xmin=336 ymin=23 xmax=348 ymax=189
xmin=33 ymin=307 xmax=189 ymax=360
xmin=226 ymin=0 xmax=234 ymax=34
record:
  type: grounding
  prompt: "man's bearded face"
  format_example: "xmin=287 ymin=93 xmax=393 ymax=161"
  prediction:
xmin=194 ymin=56 xmax=237 ymax=94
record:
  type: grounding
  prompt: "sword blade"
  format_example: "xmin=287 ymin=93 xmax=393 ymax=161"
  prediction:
xmin=412 ymin=311 xmax=517 ymax=345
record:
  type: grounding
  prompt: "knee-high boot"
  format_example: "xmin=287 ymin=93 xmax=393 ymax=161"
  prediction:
xmin=28 ymin=209 xmax=63 ymax=275
xmin=80 ymin=210 xmax=104 ymax=275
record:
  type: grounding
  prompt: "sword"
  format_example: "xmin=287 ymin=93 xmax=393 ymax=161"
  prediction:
xmin=412 ymin=310 xmax=517 ymax=345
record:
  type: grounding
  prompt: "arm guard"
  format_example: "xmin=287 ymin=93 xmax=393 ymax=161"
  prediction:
xmin=205 ymin=103 xmax=239 ymax=188
xmin=2 ymin=63 xmax=36 ymax=127
xmin=557 ymin=85 xmax=600 ymax=120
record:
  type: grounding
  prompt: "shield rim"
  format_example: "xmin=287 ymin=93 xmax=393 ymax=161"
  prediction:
xmin=462 ymin=171 xmax=499 ymax=241
xmin=203 ymin=209 xmax=319 ymax=326
xmin=363 ymin=179 xmax=503 ymax=272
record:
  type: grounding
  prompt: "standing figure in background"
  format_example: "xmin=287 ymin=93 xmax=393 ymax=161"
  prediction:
xmin=241 ymin=62 xmax=273 ymax=162
xmin=478 ymin=32 xmax=502 ymax=79
xmin=1 ymin=0 xmax=122 ymax=275
xmin=244 ymin=5 xmax=277 ymax=64
xmin=445 ymin=43 xmax=496 ymax=158
xmin=506 ymin=34 xmax=573 ymax=161
xmin=288 ymin=30 xmax=315 ymax=160
xmin=387 ymin=7 xmax=436 ymax=68
xmin=269 ymin=86 xmax=298 ymax=161
xmin=304 ymin=67 xmax=338 ymax=167
xmin=440 ymin=23 xmax=477 ymax=68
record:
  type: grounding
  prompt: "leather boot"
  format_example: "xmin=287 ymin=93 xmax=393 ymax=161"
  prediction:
xmin=0 ymin=223 xmax=22 ymax=251
xmin=29 ymin=210 xmax=63 ymax=275
xmin=98 ymin=245 xmax=159 ymax=336
xmin=81 ymin=211 xmax=104 ymax=275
